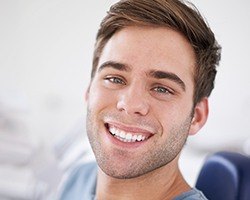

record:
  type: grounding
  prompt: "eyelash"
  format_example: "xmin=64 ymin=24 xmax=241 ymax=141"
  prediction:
xmin=151 ymin=86 xmax=174 ymax=95
xmin=104 ymin=76 xmax=126 ymax=85
xmin=103 ymin=76 xmax=174 ymax=96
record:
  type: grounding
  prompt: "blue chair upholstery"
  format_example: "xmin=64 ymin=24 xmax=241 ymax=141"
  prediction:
xmin=195 ymin=151 xmax=250 ymax=200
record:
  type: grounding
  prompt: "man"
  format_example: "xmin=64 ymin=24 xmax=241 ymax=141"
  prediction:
xmin=59 ymin=0 xmax=221 ymax=199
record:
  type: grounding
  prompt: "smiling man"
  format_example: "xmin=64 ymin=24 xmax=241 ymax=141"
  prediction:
xmin=59 ymin=0 xmax=221 ymax=200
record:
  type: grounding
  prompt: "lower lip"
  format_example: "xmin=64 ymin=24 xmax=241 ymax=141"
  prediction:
xmin=104 ymin=127 xmax=148 ymax=149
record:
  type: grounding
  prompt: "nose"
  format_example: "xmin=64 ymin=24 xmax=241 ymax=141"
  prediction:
xmin=116 ymin=84 xmax=150 ymax=116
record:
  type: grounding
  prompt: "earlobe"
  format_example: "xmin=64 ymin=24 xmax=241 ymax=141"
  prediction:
xmin=189 ymin=98 xmax=209 ymax=135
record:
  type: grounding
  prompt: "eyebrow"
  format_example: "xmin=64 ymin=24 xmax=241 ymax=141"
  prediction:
xmin=98 ymin=61 xmax=131 ymax=73
xmin=98 ymin=61 xmax=186 ymax=91
xmin=148 ymin=70 xmax=186 ymax=91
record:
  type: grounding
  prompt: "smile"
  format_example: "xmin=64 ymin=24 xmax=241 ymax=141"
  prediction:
xmin=106 ymin=123 xmax=153 ymax=143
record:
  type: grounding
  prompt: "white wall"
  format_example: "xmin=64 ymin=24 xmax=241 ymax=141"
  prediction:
xmin=0 ymin=0 xmax=117 ymax=143
xmin=188 ymin=0 xmax=250 ymax=152
xmin=1 ymin=0 xmax=250 ymax=196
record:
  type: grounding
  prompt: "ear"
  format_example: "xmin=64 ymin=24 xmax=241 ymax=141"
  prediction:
xmin=85 ymin=85 xmax=90 ymax=102
xmin=189 ymin=97 xmax=209 ymax=135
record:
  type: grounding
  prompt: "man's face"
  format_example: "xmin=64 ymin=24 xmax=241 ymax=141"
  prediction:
xmin=86 ymin=26 xmax=198 ymax=179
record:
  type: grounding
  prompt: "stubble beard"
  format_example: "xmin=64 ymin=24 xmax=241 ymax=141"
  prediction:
xmin=86 ymin=107 xmax=192 ymax=179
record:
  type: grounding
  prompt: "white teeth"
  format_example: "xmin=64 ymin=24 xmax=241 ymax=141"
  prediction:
xmin=110 ymin=127 xmax=116 ymax=135
xmin=109 ymin=126 xmax=148 ymax=143
xmin=137 ymin=135 xmax=142 ymax=141
xmin=120 ymin=131 xmax=125 ymax=138
xmin=132 ymin=135 xmax=137 ymax=142
xmin=126 ymin=133 xmax=132 ymax=140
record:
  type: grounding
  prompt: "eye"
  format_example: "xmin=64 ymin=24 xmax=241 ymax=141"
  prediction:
xmin=152 ymin=86 xmax=174 ymax=95
xmin=104 ymin=76 xmax=126 ymax=85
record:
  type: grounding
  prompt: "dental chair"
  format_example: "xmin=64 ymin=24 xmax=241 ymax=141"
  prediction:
xmin=195 ymin=151 xmax=250 ymax=200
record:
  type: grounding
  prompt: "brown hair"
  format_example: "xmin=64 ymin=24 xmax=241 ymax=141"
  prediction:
xmin=91 ymin=0 xmax=221 ymax=105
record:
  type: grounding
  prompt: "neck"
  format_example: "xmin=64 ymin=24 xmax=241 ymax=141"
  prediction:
xmin=96 ymin=158 xmax=191 ymax=200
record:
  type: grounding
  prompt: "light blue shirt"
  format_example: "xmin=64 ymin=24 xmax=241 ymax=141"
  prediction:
xmin=58 ymin=162 xmax=208 ymax=200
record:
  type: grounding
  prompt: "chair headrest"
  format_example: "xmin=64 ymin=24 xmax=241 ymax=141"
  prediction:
xmin=195 ymin=151 xmax=250 ymax=200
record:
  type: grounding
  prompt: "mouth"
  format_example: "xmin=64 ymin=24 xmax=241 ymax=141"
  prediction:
xmin=105 ymin=123 xmax=154 ymax=143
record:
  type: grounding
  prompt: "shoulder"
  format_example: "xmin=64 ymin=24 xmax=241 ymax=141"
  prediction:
xmin=174 ymin=188 xmax=208 ymax=200
xmin=58 ymin=162 xmax=97 ymax=200
xmin=65 ymin=162 xmax=97 ymax=186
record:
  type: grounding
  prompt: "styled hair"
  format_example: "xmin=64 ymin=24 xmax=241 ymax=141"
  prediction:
xmin=91 ymin=0 xmax=221 ymax=105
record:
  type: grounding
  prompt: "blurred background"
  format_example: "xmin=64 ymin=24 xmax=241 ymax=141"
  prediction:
xmin=0 ymin=0 xmax=250 ymax=199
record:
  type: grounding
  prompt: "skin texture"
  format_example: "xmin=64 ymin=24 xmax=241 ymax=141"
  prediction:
xmin=86 ymin=26 xmax=208 ymax=200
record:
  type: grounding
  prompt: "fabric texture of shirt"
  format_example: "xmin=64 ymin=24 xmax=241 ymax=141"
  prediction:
xmin=58 ymin=162 xmax=208 ymax=200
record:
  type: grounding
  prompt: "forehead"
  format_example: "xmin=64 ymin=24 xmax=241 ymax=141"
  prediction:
xmin=98 ymin=26 xmax=196 ymax=85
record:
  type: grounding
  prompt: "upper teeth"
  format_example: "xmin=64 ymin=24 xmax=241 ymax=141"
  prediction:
xmin=109 ymin=127 xmax=147 ymax=143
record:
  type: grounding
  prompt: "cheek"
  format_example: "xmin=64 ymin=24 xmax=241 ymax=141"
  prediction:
xmin=87 ymin=83 xmax=116 ymax=111
xmin=154 ymin=101 xmax=192 ymax=131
